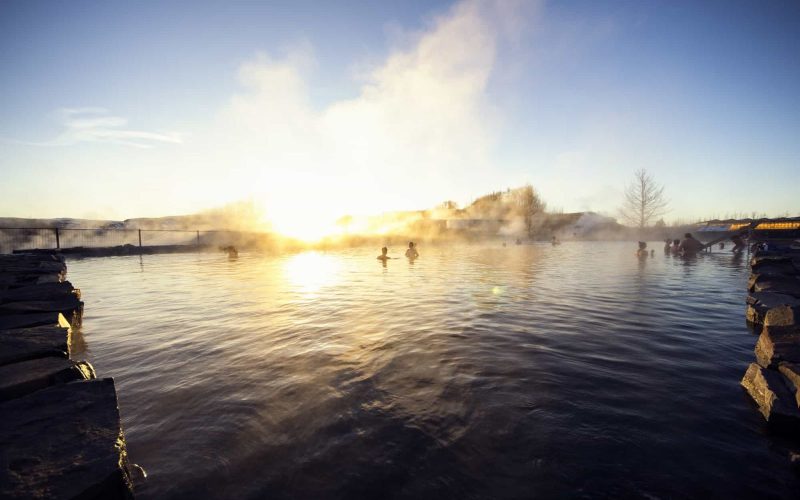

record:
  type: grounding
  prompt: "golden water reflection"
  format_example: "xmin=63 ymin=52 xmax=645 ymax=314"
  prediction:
xmin=281 ymin=251 xmax=343 ymax=295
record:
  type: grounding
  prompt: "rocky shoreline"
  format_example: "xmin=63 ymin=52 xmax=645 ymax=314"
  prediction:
xmin=0 ymin=253 xmax=134 ymax=499
xmin=740 ymin=249 xmax=800 ymax=470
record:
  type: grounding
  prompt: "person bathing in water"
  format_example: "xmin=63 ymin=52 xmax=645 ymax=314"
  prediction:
xmin=678 ymin=232 xmax=704 ymax=255
xmin=405 ymin=241 xmax=419 ymax=259
xmin=636 ymin=241 xmax=648 ymax=257
xmin=377 ymin=247 xmax=391 ymax=261
xmin=220 ymin=245 xmax=238 ymax=259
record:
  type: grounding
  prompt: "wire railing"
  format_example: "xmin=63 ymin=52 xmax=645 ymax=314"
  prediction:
xmin=0 ymin=227 xmax=264 ymax=254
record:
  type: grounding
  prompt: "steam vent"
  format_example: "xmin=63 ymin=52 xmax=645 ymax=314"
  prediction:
xmin=741 ymin=249 xmax=800 ymax=438
xmin=0 ymin=253 xmax=134 ymax=499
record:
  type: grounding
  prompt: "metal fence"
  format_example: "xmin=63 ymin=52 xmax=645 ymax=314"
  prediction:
xmin=0 ymin=227 xmax=265 ymax=254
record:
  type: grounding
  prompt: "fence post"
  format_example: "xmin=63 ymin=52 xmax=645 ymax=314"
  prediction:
xmin=54 ymin=228 xmax=60 ymax=249
xmin=138 ymin=229 xmax=142 ymax=249
xmin=196 ymin=230 xmax=200 ymax=246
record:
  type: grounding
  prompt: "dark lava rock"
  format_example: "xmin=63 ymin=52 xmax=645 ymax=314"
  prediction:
xmin=0 ymin=312 xmax=71 ymax=330
xmin=0 ymin=378 xmax=134 ymax=499
xmin=764 ymin=305 xmax=800 ymax=328
xmin=750 ymin=275 xmax=800 ymax=298
xmin=0 ymin=281 xmax=78 ymax=304
xmin=0 ymin=253 xmax=64 ymax=263
xmin=751 ymin=263 xmax=799 ymax=277
xmin=755 ymin=326 xmax=800 ymax=368
xmin=779 ymin=362 xmax=800 ymax=408
xmin=745 ymin=292 xmax=800 ymax=325
xmin=741 ymin=363 xmax=800 ymax=432
xmin=0 ymin=295 xmax=83 ymax=317
xmin=0 ymin=260 xmax=67 ymax=275
xmin=0 ymin=357 xmax=95 ymax=402
xmin=0 ymin=326 xmax=71 ymax=366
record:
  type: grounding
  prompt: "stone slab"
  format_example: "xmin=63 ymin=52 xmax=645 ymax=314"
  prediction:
xmin=0 ymin=312 xmax=70 ymax=330
xmin=755 ymin=326 xmax=800 ymax=368
xmin=750 ymin=275 xmax=800 ymax=298
xmin=0 ymin=261 xmax=67 ymax=274
xmin=0 ymin=253 xmax=64 ymax=263
xmin=751 ymin=263 xmax=799 ymax=277
xmin=0 ymin=296 xmax=83 ymax=327
xmin=745 ymin=292 xmax=800 ymax=325
xmin=779 ymin=362 xmax=800 ymax=408
xmin=0 ymin=357 xmax=94 ymax=402
xmin=0 ymin=273 xmax=64 ymax=288
xmin=0 ymin=326 xmax=70 ymax=366
xmin=0 ymin=281 xmax=77 ymax=304
xmin=0 ymin=378 xmax=133 ymax=499
xmin=764 ymin=305 xmax=800 ymax=327
xmin=741 ymin=362 xmax=800 ymax=431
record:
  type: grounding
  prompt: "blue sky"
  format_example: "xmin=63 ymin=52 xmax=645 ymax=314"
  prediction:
xmin=1 ymin=0 xmax=798 ymax=227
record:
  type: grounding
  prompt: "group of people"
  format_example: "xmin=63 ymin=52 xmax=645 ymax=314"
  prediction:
xmin=637 ymin=233 xmax=708 ymax=258
xmin=662 ymin=233 xmax=706 ymax=256
xmin=378 ymin=241 xmax=419 ymax=262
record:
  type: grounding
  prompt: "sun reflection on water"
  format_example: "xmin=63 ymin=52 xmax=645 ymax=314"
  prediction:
xmin=282 ymin=251 xmax=342 ymax=295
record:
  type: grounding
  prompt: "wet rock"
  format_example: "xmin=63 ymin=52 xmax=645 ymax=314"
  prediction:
xmin=791 ymin=451 xmax=800 ymax=475
xmin=779 ymin=362 xmax=800 ymax=408
xmin=740 ymin=363 xmax=800 ymax=431
xmin=755 ymin=326 xmax=800 ymax=368
xmin=764 ymin=305 xmax=800 ymax=327
xmin=750 ymin=275 xmax=800 ymax=298
xmin=0 ymin=312 xmax=70 ymax=330
xmin=0 ymin=295 xmax=83 ymax=315
xmin=0 ymin=281 xmax=78 ymax=304
xmin=751 ymin=254 xmax=799 ymax=268
xmin=0 ymin=326 xmax=71 ymax=366
xmin=745 ymin=292 xmax=800 ymax=325
xmin=0 ymin=378 xmax=133 ymax=499
xmin=0 ymin=260 xmax=66 ymax=275
xmin=751 ymin=263 xmax=799 ymax=277
xmin=0 ymin=296 xmax=84 ymax=326
xmin=1 ymin=253 xmax=63 ymax=263
xmin=0 ymin=357 xmax=95 ymax=401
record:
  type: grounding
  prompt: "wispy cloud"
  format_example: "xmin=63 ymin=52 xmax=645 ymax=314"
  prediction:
xmin=10 ymin=108 xmax=182 ymax=148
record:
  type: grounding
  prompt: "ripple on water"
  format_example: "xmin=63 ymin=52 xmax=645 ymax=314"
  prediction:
xmin=68 ymin=243 xmax=799 ymax=499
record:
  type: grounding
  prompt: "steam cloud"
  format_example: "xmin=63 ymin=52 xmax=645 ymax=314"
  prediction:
xmin=198 ymin=0 xmax=536 ymax=227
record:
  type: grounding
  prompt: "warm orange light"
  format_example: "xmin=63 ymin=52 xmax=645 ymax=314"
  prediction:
xmin=755 ymin=222 xmax=800 ymax=230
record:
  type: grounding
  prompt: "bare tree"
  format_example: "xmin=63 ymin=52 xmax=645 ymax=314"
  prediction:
xmin=510 ymin=184 xmax=547 ymax=237
xmin=619 ymin=169 xmax=669 ymax=228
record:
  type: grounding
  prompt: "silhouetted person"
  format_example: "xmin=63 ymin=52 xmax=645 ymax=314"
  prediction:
xmin=405 ymin=241 xmax=419 ymax=259
xmin=636 ymin=241 xmax=648 ymax=257
xmin=679 ymin=233 xmax=704 ymax=255
xmin=377 ymin=247 xmax=390 ymax=262
xmin=671 ymin=239 xmax=681 ymax=254
xmin=650 ymin=249 xmax=655 ymax=257
xmin=551 ymin=236 xmax=560 ymax=246
xmin=664 ymin=239 xmax=672 ymax=252
xmin=220 ymin=245 xmax=238 ymax=259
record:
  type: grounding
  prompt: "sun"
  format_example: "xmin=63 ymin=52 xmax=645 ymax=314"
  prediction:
xmin=268 ymin=208 xmax=341 ymax=242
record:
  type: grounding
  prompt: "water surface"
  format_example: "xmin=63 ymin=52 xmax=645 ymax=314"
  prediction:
xmin=68 ymin=242 xmax=799 ymax=499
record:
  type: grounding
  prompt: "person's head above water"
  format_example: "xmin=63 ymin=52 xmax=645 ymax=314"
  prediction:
xmin=684 ymin=233 xmax=693 ymax=239
xmin=381 ymin=247 xmax=388 ymax=255
xmin=673 ymin=239 xmax=680 ymax=245
xmin=408 ymin=242 xmax=414 ymax=248
xmin=638 ymin=241 xmax=647 ymax=249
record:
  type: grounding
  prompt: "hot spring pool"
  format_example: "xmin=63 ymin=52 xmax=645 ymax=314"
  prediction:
xmin=67 ymin=242 xmax=799 ymax=498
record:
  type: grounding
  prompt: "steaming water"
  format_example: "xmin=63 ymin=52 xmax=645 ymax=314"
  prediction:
xmin=68 ymin=243 xmax=799 ymax=499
